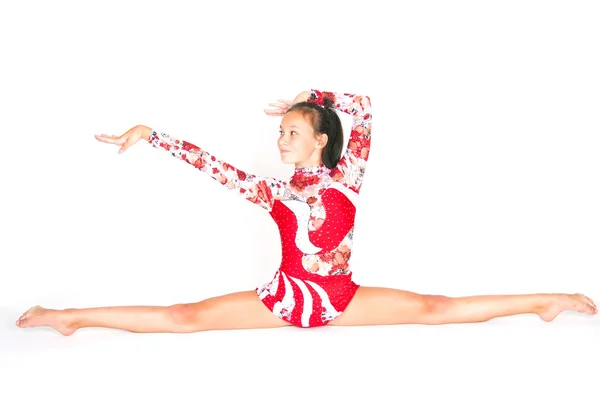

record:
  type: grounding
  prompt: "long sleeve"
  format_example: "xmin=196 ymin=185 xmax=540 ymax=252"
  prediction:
xmin=308 ymin=89 xmax=372 ymax=193
xmin=147 ymin=130 xmax=287 ymax=211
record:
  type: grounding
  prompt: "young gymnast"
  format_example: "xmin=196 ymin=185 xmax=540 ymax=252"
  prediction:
xmin=16 ymin=89 xmax=597 ymax=335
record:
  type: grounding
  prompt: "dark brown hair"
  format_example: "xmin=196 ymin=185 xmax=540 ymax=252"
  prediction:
xmin=286 ymin=97 xmax=343 ymax=169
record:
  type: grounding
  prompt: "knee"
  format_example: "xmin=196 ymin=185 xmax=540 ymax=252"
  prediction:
xmin=422 ymin=294 xmax=452 ymax=316
xmin=166 ymin=304 xmax=198 ymax=326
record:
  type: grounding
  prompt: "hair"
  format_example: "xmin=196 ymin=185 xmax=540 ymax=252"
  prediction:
xmin=287 ymin=97 xmax=344 ymax=169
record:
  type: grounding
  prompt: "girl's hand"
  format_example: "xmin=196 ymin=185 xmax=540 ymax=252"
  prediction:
xmin=264 ymin=99 xmax=294 ymax=116
xmin=291 ymin=91 xmax=310 ymax=104
xmin=94 ymin=125 xmax=153 ymax=154
xmin=263 ymin=91 xmax=311 ymax=116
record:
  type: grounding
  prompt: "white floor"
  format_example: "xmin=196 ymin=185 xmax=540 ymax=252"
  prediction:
xmin=2 ymin=309 xmax=598 ymax=398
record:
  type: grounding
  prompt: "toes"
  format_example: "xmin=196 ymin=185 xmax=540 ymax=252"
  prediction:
xmin=580 ymin=296 xmax=596 ymax=310
xmin=17 ymin=306 xmax=38 ymax=325
xmin=567 ymin=295 xmax=597 ymax=315
xmin=580 ymin=303 xmax=597 ymax=315
xmin=588 ymin=297 xmax=597 ymax=309
xmin=574 ymin=294 xmax=596 ymax=309
xmin=587 ymin=304 xmax=596 ymax=315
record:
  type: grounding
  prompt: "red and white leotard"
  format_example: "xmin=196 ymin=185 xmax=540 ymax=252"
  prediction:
xmin=148 ymin=89 xmax=372 ymax=327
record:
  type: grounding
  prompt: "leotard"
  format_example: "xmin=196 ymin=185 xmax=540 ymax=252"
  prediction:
xmin=147 ymin=89 xmax=372 ymax=327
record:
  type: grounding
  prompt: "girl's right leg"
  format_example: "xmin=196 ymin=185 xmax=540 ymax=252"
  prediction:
xmin=15 ymin=291 xmax=291 ymax=336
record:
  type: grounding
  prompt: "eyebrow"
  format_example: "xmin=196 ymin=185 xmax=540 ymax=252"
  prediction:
xmin=280 ymin=124 xmax=302 ymax=129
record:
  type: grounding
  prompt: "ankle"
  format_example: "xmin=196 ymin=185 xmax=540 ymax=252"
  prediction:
xmin=533 ymin=293 xmax=556 ymax=313
xmin=58 ymin=309 xmax=79 ymax=330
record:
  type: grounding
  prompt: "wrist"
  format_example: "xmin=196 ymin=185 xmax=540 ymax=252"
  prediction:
xmin=136 ymin=125 xmax=153 ymax=141
xmin=293 ymin=91 xmax=311 ymax=104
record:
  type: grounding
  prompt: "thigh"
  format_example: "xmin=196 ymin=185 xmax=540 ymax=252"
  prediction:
xmin=176 ymin=290 xmax=292 ymax=331
xmin=328 ymin=286 xmax=437 ymax=327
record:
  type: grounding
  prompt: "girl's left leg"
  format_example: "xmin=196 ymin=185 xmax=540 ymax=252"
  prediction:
xmin=327 ymin=287 xmax=597 ymax=327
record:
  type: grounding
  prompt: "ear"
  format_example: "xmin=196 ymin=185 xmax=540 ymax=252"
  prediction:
xmin=316 ymin=133 xmax=328 ymax=148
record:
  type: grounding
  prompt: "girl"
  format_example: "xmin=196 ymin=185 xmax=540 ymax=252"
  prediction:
xmin=16 ymin=89 xmax=597 ymax=335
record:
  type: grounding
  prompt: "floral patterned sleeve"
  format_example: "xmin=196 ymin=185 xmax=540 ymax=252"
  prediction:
xmin=147 ymin=131 xmax=287 ymax=211
xmin=308 ymin=89 xmax=372 ymax=193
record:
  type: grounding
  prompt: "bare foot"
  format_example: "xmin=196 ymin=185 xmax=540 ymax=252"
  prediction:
xmin=537 ymin=293 xmax=598 ymax=322
xmin=15 ymin=305 xmax=76 ymax=336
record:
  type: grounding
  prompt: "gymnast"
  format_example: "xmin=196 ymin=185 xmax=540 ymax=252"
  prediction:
xmin=16 ymin=89 xmax=597 ymax=335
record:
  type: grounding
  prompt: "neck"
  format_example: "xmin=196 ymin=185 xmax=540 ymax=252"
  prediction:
xmin=294 ymin=164 xmax=326 ymax=173
xmin=295 ymin=163 xmax=323 ymax=169
xmin=294 ymin=150 xmax=324 ymax=169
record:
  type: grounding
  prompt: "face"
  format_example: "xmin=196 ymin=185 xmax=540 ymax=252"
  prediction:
xmin=278 ymin=110 xmax=327 ymax=168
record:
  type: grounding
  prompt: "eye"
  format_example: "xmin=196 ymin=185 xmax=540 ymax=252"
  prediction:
xmin=279 ymin=130 xmax=297 ymax=136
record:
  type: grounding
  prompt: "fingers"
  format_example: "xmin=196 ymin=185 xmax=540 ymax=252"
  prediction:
xmin=263 ymin=99 xmax=294 ymax=116
xmin=118 ymin=137 xmax=136 ymax=154
xmin=268 ymin=102 xmax=289 ymax=109
xmin=94 ymin=133 xmax=135 ymax=154
xmin=267 ymin=102 xmax=291 ymax=112
xmin=264 ymin=109 xmax=285 ymax=116
xmin=94 ymin=134 xmax=126 ymax=145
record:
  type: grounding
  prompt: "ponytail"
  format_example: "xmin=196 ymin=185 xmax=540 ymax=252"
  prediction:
xmin=288 ymin=99 xmax=344 ymax=169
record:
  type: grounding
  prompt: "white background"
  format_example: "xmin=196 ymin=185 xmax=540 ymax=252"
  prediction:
xmin=1 ymin=1 xmax=598 ymax=397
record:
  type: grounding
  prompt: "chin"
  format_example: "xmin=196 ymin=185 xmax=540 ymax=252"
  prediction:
xmin=279 ymin=154 xmax=295 ymax=165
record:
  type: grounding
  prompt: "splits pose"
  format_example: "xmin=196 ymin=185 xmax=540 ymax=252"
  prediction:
xmin=16 ymin=89 xmax=597 ymax=335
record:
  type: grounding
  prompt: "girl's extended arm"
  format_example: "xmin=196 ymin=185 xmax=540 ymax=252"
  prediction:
xmin=147 ymin=130 xmax=287 ymax=211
